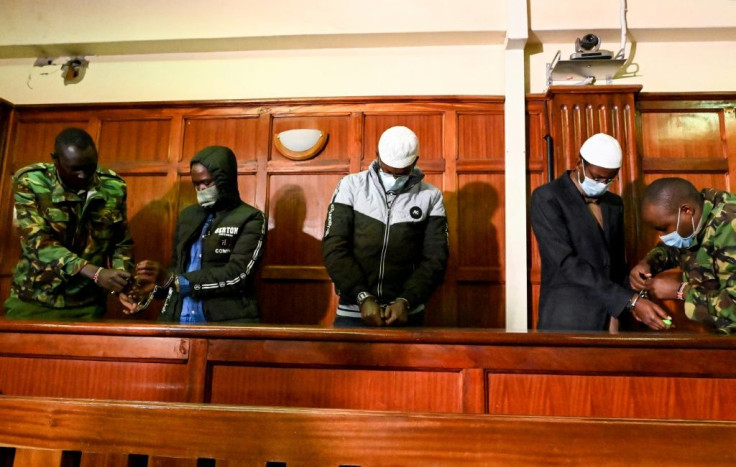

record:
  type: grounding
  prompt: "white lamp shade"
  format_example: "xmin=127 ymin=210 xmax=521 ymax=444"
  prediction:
xmin=274 ymin=129 xmax=328 ymax=160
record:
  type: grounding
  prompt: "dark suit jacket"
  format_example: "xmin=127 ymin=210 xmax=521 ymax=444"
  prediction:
xmin=530 ymin=172 xmax=633 ymax=331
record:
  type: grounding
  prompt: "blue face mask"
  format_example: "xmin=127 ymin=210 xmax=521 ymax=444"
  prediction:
xmin=578 ymin=161 xmax=612 ymax=198
xmin=659 ymin=209 xmax=698 ymax=249
xmin=379 ymin=169 xmax=410 ymax=192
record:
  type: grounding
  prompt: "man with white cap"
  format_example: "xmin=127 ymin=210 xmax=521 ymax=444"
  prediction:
xmin=531 ymin=133 xmax=669 ymax=331
xmin=322 ymin=126 xmax=448 ymax=327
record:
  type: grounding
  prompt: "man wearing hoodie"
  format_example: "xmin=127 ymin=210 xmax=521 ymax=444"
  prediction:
xmin=126 ymin=146 xmax=265 ymax=323
xmin=322 ymin=126 xmax=449 ymax=327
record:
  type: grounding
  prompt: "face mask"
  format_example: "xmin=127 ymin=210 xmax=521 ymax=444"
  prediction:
xmin=578 ymin=161 xmax=611 ymax=198
xmin=660 ymin=209 xmax=698 ymax=249
xmin=196 ymin=185 xmax=218 ymax=208
xmin=379 ymin=170 xmax=410 ymax=192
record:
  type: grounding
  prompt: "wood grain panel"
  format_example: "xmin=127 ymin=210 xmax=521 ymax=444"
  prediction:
xmin=0 ymin=333 xmax=188 ymax=359
xmin=8 ymin=119 xmax=91 ymax=173
xmin=2 ymin=396 xmax=736 ymax=467
xmin=640 ymin=111 xmax=724 ymax=159
xmin=270 ymin=114 xmax=351 ymax=162
xmin=457 ymin=174 xmax=504 ymax=270
xmin=258 ymin=281 xmax=335 ymax=325
xmin=488 ymin=373 xmax=736 ymax=420
xmin=182 ymin=116 xmax=259 ymax=163
xmin=125 ymin=176 xmax=175 ymax=265
xmin=457 ymin=284 xmax=505 ymax=328
xmin=209 ymin=365 xmax=463 ymax=412
xmin=363 ymin=113 xmax=444 ymax=161
xmin=98 ymin=118 xmax=172 ymax=164
xmin=457 ymin=112 xmax=504 ymax=161
xmin=0 ymin=357 xmax=190 ymax=401
xmin=259 ymin=175 xmax=342 ymax=324
xmin=265 ymin=177 xmax=341 ymax=263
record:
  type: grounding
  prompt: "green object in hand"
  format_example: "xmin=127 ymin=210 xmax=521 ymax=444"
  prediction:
xmin=662 ymin=318 xmax=672 ymax=326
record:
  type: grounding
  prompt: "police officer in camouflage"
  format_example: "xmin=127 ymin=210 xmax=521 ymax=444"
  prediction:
xmin=631 ymin=177 xmax=736 ymax=334
xmin=4 ymin=128 xmax=134 ymax=320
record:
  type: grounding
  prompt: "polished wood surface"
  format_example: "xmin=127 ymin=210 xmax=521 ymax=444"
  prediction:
xmin=1 ymin=395 xmax=735 ymax=466
xmin=0 ymin=320 xmax=733 ymax=421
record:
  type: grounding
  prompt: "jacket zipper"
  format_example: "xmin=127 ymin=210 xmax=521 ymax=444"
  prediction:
xmin=377 ymin=199 xmax=392 ymax=299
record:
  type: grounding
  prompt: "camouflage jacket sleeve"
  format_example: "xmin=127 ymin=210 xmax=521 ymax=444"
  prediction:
xmin=13 ymin=174 xmax=88 ymax=277
xmin=644 ymin=244 xmax=681 ymax=275
xmin=683 ymin=222 xmax=736 ymax=324
xmin=109 ymin=183 xmax=134 ymax=272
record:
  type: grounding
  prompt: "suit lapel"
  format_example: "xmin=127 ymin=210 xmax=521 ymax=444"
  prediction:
xmin=558 ymin=174 xmax=608 ymax=246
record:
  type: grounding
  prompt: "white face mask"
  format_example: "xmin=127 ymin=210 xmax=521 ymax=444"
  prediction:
xmin=379 ymin=169 xmax=410 ymax=192
xmin=578 ymin=160 xmax=612 ymax=198
xmin=196 ymin=185 xmax=218 ymax=208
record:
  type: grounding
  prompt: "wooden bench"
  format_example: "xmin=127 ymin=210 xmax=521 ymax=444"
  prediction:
xmin=0 ymin=396 xmax=735 ymax=466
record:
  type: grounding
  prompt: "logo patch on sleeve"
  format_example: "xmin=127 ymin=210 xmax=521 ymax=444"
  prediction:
xmin=410 ymin=206 xmax=423 ymax=219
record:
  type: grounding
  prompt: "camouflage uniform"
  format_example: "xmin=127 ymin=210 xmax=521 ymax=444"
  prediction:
xmin=4 ymin=163 xmax=134 ymax=318
xmin=645 ymin=189 xmax=736 ymax=333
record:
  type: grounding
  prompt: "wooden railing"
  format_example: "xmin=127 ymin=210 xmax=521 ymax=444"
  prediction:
xmin=1 ymin=320 xmax=735 ymax=421
xmin=1 ymin=396 xmax=735 ymax=466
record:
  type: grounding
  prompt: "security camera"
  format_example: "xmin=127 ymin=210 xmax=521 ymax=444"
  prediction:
xmin=570 ymin=33 xmax=613 ymax=60
xmin=576 ymin=34 xmax=601 ymax=52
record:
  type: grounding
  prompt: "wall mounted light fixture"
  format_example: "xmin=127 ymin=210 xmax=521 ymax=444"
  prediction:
xmin=273 ymin=129 xmax=328 ymax=160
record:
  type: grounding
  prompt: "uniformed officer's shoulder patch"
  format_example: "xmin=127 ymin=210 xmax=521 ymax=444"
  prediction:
xmin=13 ymin=162 xmax=51 ymax=180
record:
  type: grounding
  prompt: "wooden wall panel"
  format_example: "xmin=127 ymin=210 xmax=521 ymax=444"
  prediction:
xmin=209 ymin=365 xmax=463 ymax=412
xmin=457 ymin=174 xmax=504 ymax=271
xmin=641 ymin=111 xmax=723 ymax=159
xmin=488 ymin=373 xmax=736 ymax=420
xmin=182 ymin=116 xmax=259 ymax=163
xmin=98 ymin=118 xmax=172 ymax=164
xmin=125 ymin=176 xmax=175 ymax=264
xmin=457 ymin=112 xmax=504 ymax=161
xmin=0 ymin=357 xmax=190 ymax=401
xmin=8 ymin=119 xmax=91 ymax=173
xmin=457 ymin=284 xmax=505 ymax=328
xmin=455 ymin=174 xmax=504 ymax=327
xmin=259 ymin=173 xmax=343 ymax=324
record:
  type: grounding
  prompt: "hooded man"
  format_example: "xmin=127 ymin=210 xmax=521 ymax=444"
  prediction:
xmin=531 ymin=133 xmax=670 ymax=331
xmin=322 ymin=126 xmax=449 ymax=327
xmin=5 ymin=127 xmax=134 ymax=320
xmin=127 ymin=146 xmax=265 ymax=323
xmin=630 ymin=177 xmax=736 ymax=335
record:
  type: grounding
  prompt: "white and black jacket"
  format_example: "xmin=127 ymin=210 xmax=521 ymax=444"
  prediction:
xmin=322 ymin=161 xmax=448 ymax=318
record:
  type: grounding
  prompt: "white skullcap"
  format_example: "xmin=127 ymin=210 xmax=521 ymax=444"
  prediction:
xmin=580 ymin=133 xmax=622 ymax=169
xmin=378 ymin=126 xmax=419 ymax=169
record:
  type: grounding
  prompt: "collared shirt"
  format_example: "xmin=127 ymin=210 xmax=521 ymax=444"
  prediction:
xmin=179 ymin=213 xmax=214 ymax=324
xmin=569 ymin=171 xmax=604 ymax=229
